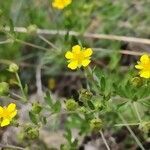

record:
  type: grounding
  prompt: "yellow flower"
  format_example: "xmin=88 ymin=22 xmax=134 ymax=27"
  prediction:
xmin=65 ymin=45 xmax=93 ymax=70
xmin=0 ymin=103 xmax=17 ymax=127
xmin=135 ymin=54 xmax=150 ymax=78
xmin=52 ymin=0 xmax=72 ymax=9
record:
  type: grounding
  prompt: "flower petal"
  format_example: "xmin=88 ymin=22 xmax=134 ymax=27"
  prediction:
xmin=72 ymin=45 xmax=81 ymax=53
xmin=140 ymin=54 xmax=150 ymax=63
xmin=135 ymin=64 xmax=143 ymax=69
xmin=1 ymin=118 xmax=10 ymax=127
xmin=0 ymin=106 xmax=3 ymax=114
xmin=10 ymin=110 xmax=17 ymax=119
xmin=68 ymin=61 xmax=78 ymax=70
xmin=83 ymin=48 xmax=93 ymax=57
xmin=140 ymin=71 xmax=150 ymax=78
xmin=82 ymin=59 xmax=91 ymax=67
xmin=65 ymin=51 xmax=73 ymax=59
xmin=7 ymin=103 xmax=16 ymax=112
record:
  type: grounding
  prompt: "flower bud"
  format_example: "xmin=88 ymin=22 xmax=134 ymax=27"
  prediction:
xmin=139 ymin=121 xmax=150 ymax=134
xmin=66 ymin=99 xmax=78 ymax=111
xmin=8 ymin=63 xmax=19 ymax=73
xmin=0 ymin=82 xmax=9 ymax=96
xmin=80 ymin=89 xmax=93 ymax=102
xmin=131 ymin=77 xmax=143 ymax=87
xmin=24 ymin=126 xmax=39 ymax=140
xmin=32 ymin=102 xmax=42 ymax=114
xmin=27 ymin=24 xmax=37 ymax=35
xmin=90 ymin=118 xmax=103 ymax=131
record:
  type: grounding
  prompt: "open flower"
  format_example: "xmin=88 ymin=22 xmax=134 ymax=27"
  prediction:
xmin=65 ymin=45 xmax=93 ymax=70
xmin=135 ymin=54 xmax=150 ymax=78
xmin=52 ymin=0 xmax=72 ymax=9
xmin=0 ymin=103 xmax=17 ymax=127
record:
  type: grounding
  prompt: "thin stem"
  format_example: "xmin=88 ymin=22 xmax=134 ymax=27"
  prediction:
xmin=100 ymin=131 xmax=111 ymax=150
xmin=38 ymin=35 xmax=59 ymax=50
xmin=118 ymin=113 xmax=145 ymax=150
xmin=15 ymin=39 xmax=49 ymax=51
xmin=0 ymin=143 xmax=24 ymax=150
xmin=15 ymin=73 xmax=27 ymax=102
xmin=4 ymin=26 xmax=150 ymax=45
xmin=133 ymin=102 xmax=142 ymax=123
xmin=114 ymin=122 xmax=140 ymax=127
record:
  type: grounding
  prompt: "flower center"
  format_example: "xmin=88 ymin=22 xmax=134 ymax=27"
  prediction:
xmin=74 ymin=52 xmax=84 ymax=64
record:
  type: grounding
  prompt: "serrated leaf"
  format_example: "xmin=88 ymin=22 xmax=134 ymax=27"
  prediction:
xmin=101 ymin=76 xmax=106 ymax=92
xmin=29 ymin=111 xmax=37 ymax=125
xmin=44 ymin=92 xmax=53 ymax=107
xmin=53 ymin=100 xmax=61 ymax=113
xmin=87 ymin=101 xmax=95 ymax=110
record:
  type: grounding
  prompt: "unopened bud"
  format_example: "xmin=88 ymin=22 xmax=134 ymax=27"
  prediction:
xmin=27 ymin=24 xmax=37 ymax=35
xmin=90 ymin=118 xmax=103 ymax=131
xmin=8 ymin=63 xmax=19 ymax=73
xmin=131 ymin=77 xmax=143 ymax=87
xmin=66 ymin=99 xmax=78 ymax=111
xmin=139 ymin=121 xmax=150 ymax=134
xmin=32 ymin=102 xmax=42 ymax=114
xmin=0 ymin=82 xmax=9 ymax=96
xmin=80 ymin=89 xmax=93 ymax=102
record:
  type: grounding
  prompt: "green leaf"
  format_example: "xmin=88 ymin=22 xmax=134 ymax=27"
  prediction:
xmin=44 ymin=92 xmax=53 ymax=107
xmin=64 ymin=128 xmax=72 ymax=144
xmin=29 ymin=111 xmax=37 ymax=125
xmin=53 ymin=100 xmax=61 ymax=113
xmin=101 ymin=76 xmax=106 ymax=92
xmin=41 ymin=116 xmax=47 ymax=125
xmin=87 ymin=101 xmax=95 ymax=110
xmin=24 ymin=84 xmax=28 ymax=98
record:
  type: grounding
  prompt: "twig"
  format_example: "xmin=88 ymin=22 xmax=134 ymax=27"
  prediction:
xmin=100 ymin=131 xmax=111 ymax=150
xmin=36 ymin=65 xmax=43 ymax=100
xmin=4 ymin=26 xmax=150 ymax=45
xmin=0 ymin=39 xmax=12 ymax=45
xmin=114 ymin=122 xmax=140 ymax=126
xmin=0 ymin=143 xmax=24 ymax=150
xmin=118 ymin=113 xmax=145 ymax=150
xmin=38 ymin=35 xmax=59 ymax=50
xmin=133 ymin=102 xmax=142 ymax=123
xmin=15 ymin=39 xmax=49 ymax=51
xmin=94 ymin=48 xmax=147 ymax=56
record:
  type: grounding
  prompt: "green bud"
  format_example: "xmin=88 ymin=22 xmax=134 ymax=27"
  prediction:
xmin=32 ymin=102 xmax=42 ymax=114
xmin=131 ymin=77 xmax=143 ymax=87
xmin=80 ymin=89 xmax=93 ymax=102
xmin=8 ymin=63 xmax=19 ymax=73
xmin=90 ymin=118 xmax=103 ymax=131
xmin=139 ymin=121 xmax=150 ymax=134
xmin=24 ymin=126 xmax=39 ymax=140
xmin=0 ymin=82 xmax=9 ymax=96
xmin=27 ymin=24 xmax=37 ymax=35
xmin=66 ymin=99 xmax=78 ymax=111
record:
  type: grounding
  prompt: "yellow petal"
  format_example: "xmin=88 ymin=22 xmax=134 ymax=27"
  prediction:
xmin=10 ymin=110 xmax=17 ymax=119
xmin=140 ymin=71 xmax=150 ymax=78
xmin=72 ymin=45 xmax=81 ymax=53
xmin=65 ymin=51 xmax=73 ymax=59
xmin=83 ymin=48 xmax=93 ymax=57
xmin=135 ymin=64 xmax=143 ymax=69
xmin=68 ymin=61 xmax=78 ymax=70
xmin=0 ymin=106 xmax=3 ymax=114
xmin=140 ymin=54 xmax=149 ymax=63
xmin=1 ymin=118 xmax=10 ymax=127
xmin=82 ymin=59 xmax=91 ymax=67
xmin=7 ymin=103 xmax=16 ymax=112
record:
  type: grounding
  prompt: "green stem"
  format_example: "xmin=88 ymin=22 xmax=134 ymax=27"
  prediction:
xmin=133 ymin=102 xmax=142 ymax=123
xmin=118 ymin=113 xmax=145 ymax=150
xmin=15 ymin=73 xmax=27 ymax=102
